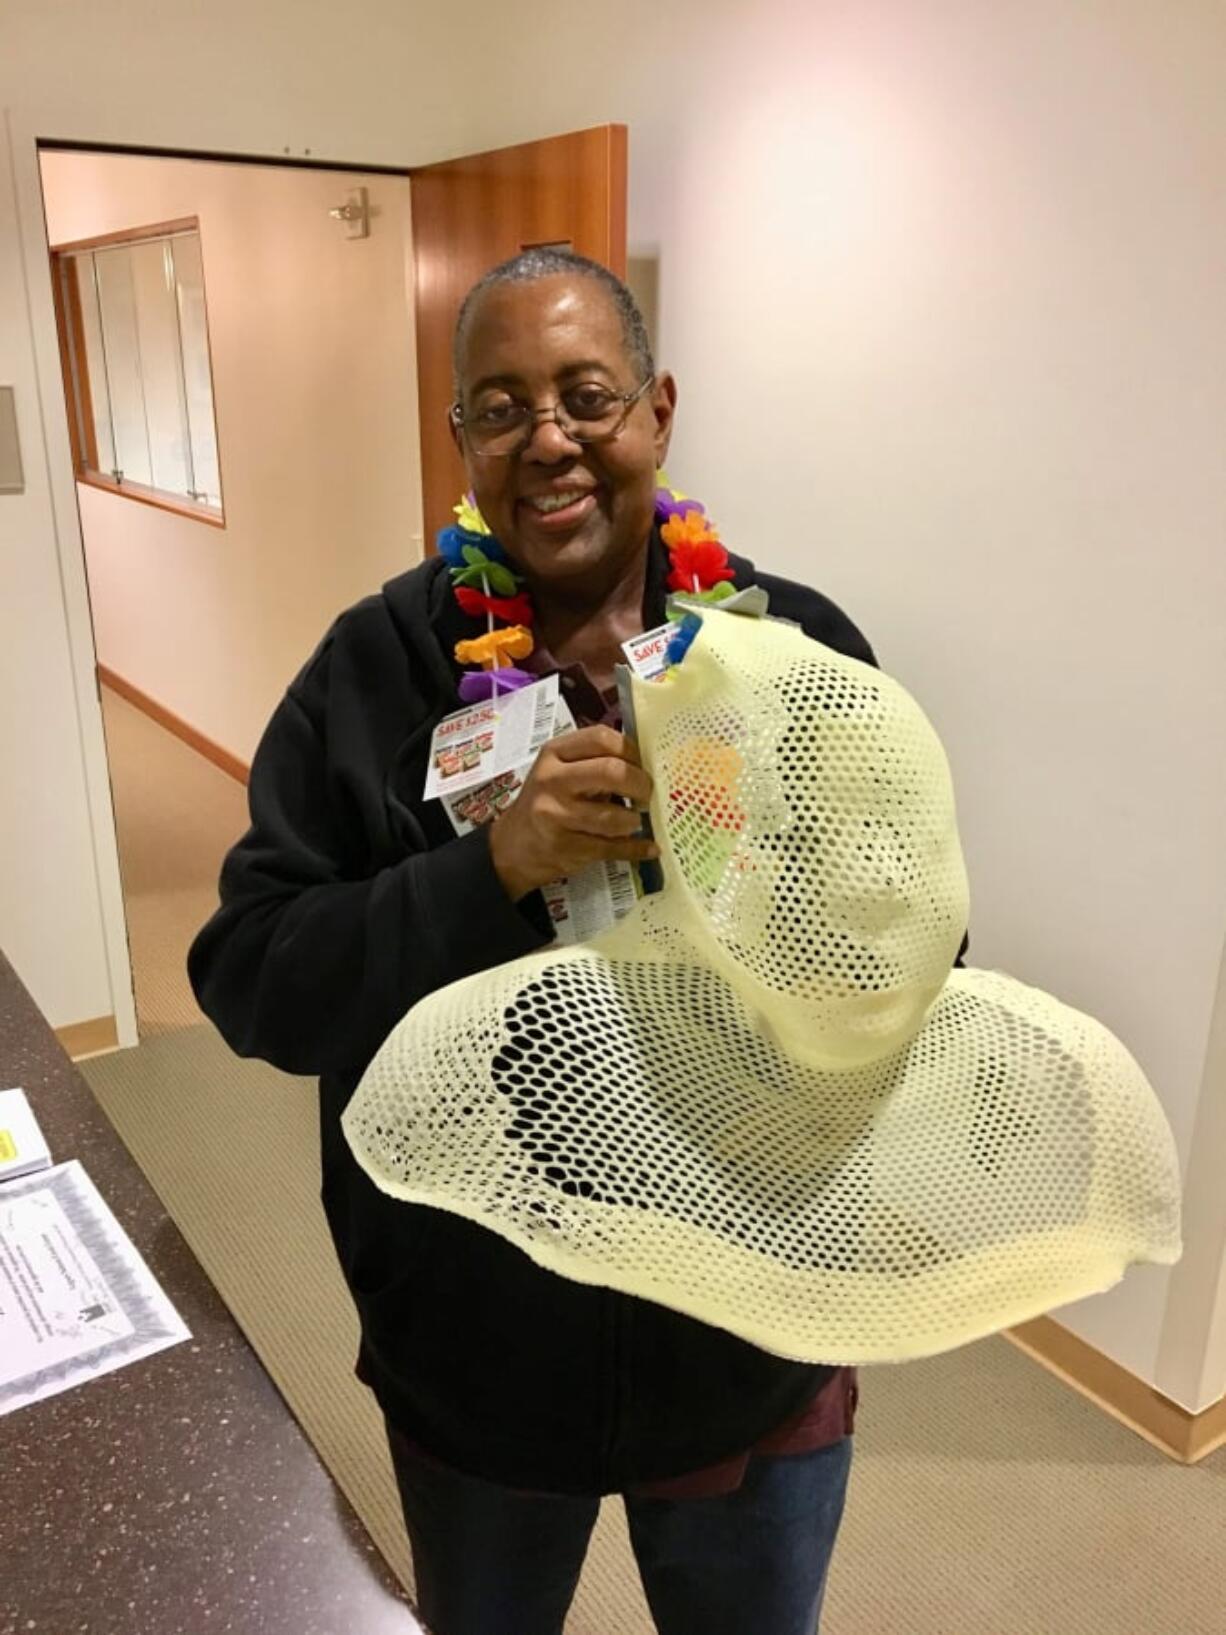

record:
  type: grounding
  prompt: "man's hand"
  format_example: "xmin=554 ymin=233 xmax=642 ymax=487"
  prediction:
xmin=489 ymin=726 xmax=659 ymax=902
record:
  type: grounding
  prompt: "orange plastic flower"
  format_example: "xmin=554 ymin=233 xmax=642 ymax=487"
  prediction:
xmin=661 ymin=508 xmax=720 ymax=550
xmin=454 ymin=625 xmax=534 ymax=670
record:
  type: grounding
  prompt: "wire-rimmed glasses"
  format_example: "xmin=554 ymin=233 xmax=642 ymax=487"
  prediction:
xmin=450 ymin=375 xmax=655 ymax=457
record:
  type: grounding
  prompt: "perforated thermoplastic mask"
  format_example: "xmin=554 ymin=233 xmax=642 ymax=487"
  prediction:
xmin=342 ymin=607 xmax=1181 ymax=1363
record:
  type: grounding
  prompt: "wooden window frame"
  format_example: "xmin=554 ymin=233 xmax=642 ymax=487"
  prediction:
xmin=49 ymin=216 xmax=226 ymax=530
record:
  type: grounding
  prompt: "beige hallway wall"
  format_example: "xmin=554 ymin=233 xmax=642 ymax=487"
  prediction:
xmin=41 ymin=151 xmax=422 ymax=763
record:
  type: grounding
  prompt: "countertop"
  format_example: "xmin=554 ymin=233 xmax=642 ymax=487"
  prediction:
xmin=0 ymin=950 xmax=419 ymax=1635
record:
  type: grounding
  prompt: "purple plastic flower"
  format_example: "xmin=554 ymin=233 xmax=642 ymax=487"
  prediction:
xmin=654 ymin=488 xmax=707 ymax=524
xmin=457 ymin=667 xmax=537 ymax=703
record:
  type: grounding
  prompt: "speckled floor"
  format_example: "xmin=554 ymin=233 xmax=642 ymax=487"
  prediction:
xmin=84 ymin=687 xmax=1226 ymax=1635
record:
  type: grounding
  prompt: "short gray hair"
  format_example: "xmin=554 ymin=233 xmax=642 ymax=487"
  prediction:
xmin=452 ymin=248 xmax=654 ymax=393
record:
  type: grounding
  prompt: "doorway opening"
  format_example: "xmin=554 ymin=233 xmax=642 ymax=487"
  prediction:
xmin=39 ymin=144 xmax=422 ymax=1042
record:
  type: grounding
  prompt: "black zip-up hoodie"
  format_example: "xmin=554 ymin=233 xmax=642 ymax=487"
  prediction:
xmin=188 ymin=528 xmax=967 ymax=1495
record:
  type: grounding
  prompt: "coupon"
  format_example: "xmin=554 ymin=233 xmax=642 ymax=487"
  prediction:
xmin=436 ymin=683 xmax=641 ymax=943
xmin=424 ymin=676 xmax=560 ymax=802
xmin=620 ymin=621 xmax=679 ymax=681
xmin=541 ymin=859 xmax=639 ymax=945
xmin=441 ymin=686 xmax=575 ymax=836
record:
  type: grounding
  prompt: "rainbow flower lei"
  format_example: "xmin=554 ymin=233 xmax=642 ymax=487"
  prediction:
xmin=436 ymin=475 xmax=736 ymax=702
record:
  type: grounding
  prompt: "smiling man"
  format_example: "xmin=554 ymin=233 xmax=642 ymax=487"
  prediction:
xmin=450 ymin=269 xmax=668 ymax=613
xmin=189 ymin=250 xmax=916 ymax=1635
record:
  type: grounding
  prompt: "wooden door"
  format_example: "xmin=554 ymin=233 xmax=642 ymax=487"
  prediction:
xmin=411 ymin=125 xmax=628 ymax=548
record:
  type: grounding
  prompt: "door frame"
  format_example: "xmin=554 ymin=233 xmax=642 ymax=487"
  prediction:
xmin=6 ymin=104 xmax=415 ymax=1049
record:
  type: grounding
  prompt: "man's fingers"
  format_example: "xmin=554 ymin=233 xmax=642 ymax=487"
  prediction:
xmin=548 ymin=725 xmax=641 ymax=767
xmin=556 ymin=756 xmax=653 ymax=808
xmin=583 ymin=805 xmax=649 ymax=840
xmin=550 ymin=798 xmax=649 ymax=841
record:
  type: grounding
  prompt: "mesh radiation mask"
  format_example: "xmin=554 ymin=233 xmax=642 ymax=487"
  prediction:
xmin=343 ymin=606 xmax=1182 ymax=1364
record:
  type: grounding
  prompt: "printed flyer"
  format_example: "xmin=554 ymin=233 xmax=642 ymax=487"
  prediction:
xmin=0 ymin=1161 xmax=190 ymax=1416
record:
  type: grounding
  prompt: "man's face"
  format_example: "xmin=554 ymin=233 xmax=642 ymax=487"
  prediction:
xmin=452 ymin=275 xmax=676 ymax=591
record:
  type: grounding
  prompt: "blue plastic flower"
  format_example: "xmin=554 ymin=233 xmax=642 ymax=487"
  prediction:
xmin=436 ymin=524 xmax=508 ymax=568
xmin=664 ymin=612 xmax=702 ymax=668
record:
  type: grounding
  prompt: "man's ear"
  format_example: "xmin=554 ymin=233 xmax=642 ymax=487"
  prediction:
xmin=447 ymin=405 xmax=464 ymax=457
xmin=651 ymin=372 xmax=678 ymax=466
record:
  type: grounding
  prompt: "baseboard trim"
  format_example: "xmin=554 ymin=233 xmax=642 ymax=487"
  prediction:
xmin=98 ymin=666 xmax=250 ymax=786
xmin=1007 ymin=1316 xmax=1226 ymax=1465
xmin=54 ymin=1013 xmax=119 ymax=1060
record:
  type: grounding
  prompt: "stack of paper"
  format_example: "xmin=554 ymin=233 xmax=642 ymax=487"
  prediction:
xmin=0 ymin=1088 xmax=51 ymax=1183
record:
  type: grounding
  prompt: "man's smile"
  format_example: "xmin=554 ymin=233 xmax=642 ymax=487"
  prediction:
xmin=515 ymin=488 xmax=601 ymax=530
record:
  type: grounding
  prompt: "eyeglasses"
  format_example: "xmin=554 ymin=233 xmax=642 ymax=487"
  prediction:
xmin=450 ymin=376 xmax=655 ymax=458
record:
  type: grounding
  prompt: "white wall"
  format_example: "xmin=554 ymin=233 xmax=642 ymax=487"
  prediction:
xmin=1157 ymin=933 xmax=1226 ymax=1411
xmin=1203 ymin=1255 xmax=1226 ymax=1411
xmin=40 ymin=151 xmax=422 ymax=763
xmin=3 ymin=0 xmax=1224 ymax=1407
xmin=631 ymin=3 xmax=1226 ymax=1403
xmin=0 ymin=130 xmax=122 ymax=1032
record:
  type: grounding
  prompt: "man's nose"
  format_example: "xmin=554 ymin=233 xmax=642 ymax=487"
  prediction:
xmin=521 ymin=411 xmax=582 ymax=462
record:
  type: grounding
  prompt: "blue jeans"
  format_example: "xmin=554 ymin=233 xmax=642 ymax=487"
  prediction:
xmin=387 ymin=1427 xmax=853 ymax=1635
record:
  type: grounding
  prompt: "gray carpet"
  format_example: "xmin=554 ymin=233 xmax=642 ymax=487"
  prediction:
xmin=82 ymin=687 xmax=1225 ymax=1634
